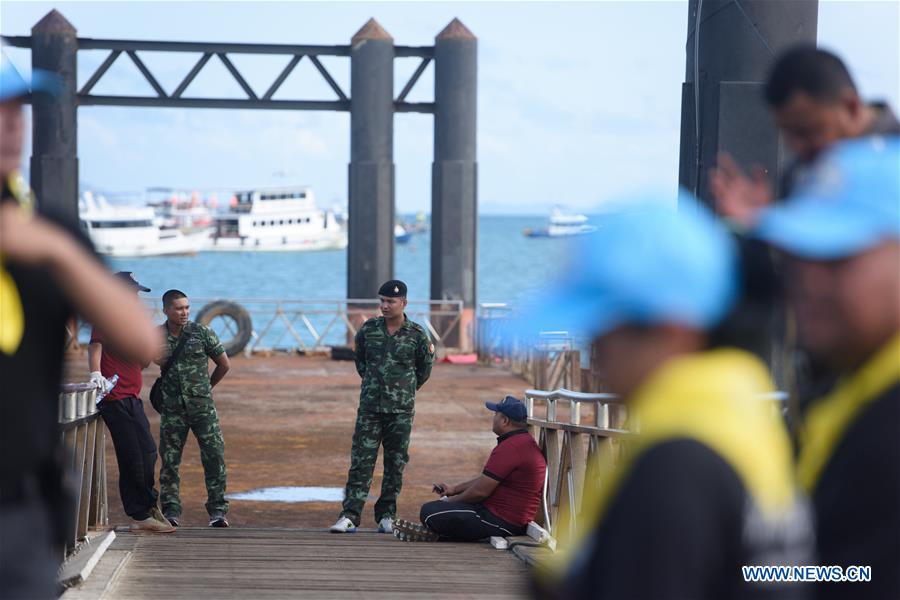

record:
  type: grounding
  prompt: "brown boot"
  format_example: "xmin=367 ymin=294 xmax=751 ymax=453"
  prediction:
xmin=132 ymin=517 xmax=176 ymax=533
xmin=149 ymin=505 xmax=171 ymax=526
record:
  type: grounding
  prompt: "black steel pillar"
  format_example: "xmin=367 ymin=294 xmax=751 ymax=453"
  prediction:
xmin=30 ymin=9 xmax=79 ymax=221
xmin=431 ymin=19 xmax=477 ymax=350
xmin=678 ymin=0 xmax=818 ymax=208
xmin=347 ymin=19 xmax=395 ymax=300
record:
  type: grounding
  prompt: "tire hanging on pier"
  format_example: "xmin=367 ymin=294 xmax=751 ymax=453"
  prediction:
xmin=195 ymin=301 xmax=253 ymax=357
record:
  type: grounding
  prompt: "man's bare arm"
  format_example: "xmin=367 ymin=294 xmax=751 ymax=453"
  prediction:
xmin=1 ymin=204 xmax=159 ymax=364
xmin=433 ymin=477 xmax=481 ymax=497
xmin=209 ymin=351 xmax=230 ymax=388
xmin=450 ymin=475 xmax=500 ymax=504
xmin=88 ymin=342 xmax=102 ymax=373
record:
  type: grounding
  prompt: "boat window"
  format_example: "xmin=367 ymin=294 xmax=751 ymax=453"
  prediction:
xmin=89 ymin=220 xmax=154 ymax=228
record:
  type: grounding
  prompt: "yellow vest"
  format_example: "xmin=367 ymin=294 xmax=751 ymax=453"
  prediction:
xmin=0 ymin=172 xmax=34 ymax=356
xmin=797 ymin=334 xmax=900 ymax=492
xmin=546 ymin=348 xmax=797 ymax=579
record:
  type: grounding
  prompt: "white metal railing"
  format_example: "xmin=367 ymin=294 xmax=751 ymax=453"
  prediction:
xmin=58 ymin=382 xmax=108 ymax=553
xmin=525 ymin=388 xmax=628 ymax=544
xmin=71 ymin=297 xmax=464 ymax=355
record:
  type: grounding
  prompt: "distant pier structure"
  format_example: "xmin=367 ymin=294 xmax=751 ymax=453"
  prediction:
xmin=678 ymin=0 xmax=818 ymax=208
xmin=4 ymin=12 xmax=478 ymax=349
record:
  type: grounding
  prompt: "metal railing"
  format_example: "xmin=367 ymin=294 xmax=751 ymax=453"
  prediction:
xmin=58 ymin=383 xmax=108 ymax=553
xmin=73 ymin=298 xmax=464 ymax=354
xmin=525 ymin=388 xmax=629 ymax=544
xmin=525 ymin=387 xmax=789 ymax=546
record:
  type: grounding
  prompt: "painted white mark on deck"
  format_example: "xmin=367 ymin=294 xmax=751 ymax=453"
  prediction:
xmin=226 ymin=486 xmax=344 ymax=503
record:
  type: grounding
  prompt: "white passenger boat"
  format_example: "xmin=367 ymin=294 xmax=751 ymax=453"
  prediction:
xmin=207 ymin=186 xmax=347 ymax=251
xmin=79 ymin=192 xmax=210 ymax=257
xmin=524 ymin=207 xmax=597 ymax=238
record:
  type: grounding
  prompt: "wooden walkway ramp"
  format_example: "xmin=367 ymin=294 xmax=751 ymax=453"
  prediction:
xmin=63 ymin=528 xmax=529 ymax=599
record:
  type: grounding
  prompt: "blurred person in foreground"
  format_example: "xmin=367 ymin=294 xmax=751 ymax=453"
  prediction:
xmin=755 ymin=137 xmax=900 ymax=600
xmin=88 ymin=272 xmax=174 ymax=533
xmin=392 ymin=395 xmax=546 ymax=542
xmin=711 ymin=46 xmax=899 ymax=229
xmin=711 ymin=47 xmax=900 ymax=416
xmin=519 ymin=201 xmax=812 ymax=599
xmin=0 ymin=55 xmax=159 ymax=598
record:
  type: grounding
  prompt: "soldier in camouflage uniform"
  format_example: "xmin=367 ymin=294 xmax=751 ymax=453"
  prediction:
xmin=157 ymin=290 xmax=232 ymax=527
xmin=330 ymin=280 xmax=435 ymax=533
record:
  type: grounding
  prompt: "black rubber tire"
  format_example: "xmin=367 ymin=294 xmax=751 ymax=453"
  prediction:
xmin=195 ymin=300 xmax=252 ymax=357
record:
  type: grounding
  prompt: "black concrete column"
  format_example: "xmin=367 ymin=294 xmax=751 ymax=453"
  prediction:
xmin=347 ymin=19 xmax=395 ymax=300
xmin=678 ymin=0 xmax=818 ymax=209
xmin=431 ymin=19 xmax=477 ymax=350
xmin=30 ymin=9 xmax=79 ymax=222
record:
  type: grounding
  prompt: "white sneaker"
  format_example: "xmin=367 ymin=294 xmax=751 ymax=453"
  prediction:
xmin=329 ymin=516 xmax=357 ymax=533
xmin=378 ymin=517 xmax=393 ymax=533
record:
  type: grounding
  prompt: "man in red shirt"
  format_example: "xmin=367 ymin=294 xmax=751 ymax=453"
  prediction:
xmin=89 ymin=272 xmax=173 ymax=533
xmin=394 ymin=396 xmax=546 ymax=541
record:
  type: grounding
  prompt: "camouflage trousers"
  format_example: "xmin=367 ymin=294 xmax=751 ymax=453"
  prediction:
xmin=159 ymin=395 xmax=228 ymax=517
xmin=340 ymin=410 xmax=414 ymax=526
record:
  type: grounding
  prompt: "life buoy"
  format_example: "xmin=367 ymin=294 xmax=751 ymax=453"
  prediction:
xmin=195 ymin=300 xmax=253 ymax=356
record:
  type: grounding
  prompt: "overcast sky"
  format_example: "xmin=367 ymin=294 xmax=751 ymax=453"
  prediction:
xmin=3 ymin=0 xmax=898 ymax=214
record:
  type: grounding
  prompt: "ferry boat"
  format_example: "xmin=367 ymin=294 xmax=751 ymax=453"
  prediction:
xmin=207 ymin=186 xmax=347 ymax=251
xmin=524 ymin=207 xmax=597 ymax=238
xmin=79 ymin=192 xmax=210 ymax=257
xmin=147 ymin=188 xmax=214 ymax=233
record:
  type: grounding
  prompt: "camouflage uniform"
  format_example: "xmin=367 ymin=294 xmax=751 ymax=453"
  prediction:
xmin=158 ymin=321 xmax=228 ymax=518
xmin=340 ymin=315 xmax=434 ymax=525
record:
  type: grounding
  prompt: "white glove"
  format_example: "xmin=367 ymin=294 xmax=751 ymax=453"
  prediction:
xmin=90 ymin=371 xmax=108 ymax=391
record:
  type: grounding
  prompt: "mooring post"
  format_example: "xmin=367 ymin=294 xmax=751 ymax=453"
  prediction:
xmin=431 ymin=18 xmax=477 ymax=351
xmin=347 ymin=19 xmax=395 ymax=303
xmin=30 ymin=9 xmax=79 ymax=222
xmin=678 ymin=0 xmax=818 ymax=208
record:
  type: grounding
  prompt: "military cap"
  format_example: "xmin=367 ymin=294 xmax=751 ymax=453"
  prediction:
xmin=378 ymin=280 xmax=407 ymax=298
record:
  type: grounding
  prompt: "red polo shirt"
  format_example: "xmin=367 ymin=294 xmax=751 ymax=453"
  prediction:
xmin=482 ymin=429 xmax=547 ymax=526
xmin=89 ymin=328 xmax=143 ymax=401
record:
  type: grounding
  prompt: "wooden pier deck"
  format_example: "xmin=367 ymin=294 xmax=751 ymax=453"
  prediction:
xmin=63 ymin=528 xmax=529 ymax=599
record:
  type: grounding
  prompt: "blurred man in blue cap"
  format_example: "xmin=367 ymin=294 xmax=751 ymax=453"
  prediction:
xmin=525 ymin=203 xmax=811 ymax=599
xmin=392 ymin=395 xmax=546 ymax=542
xmin=1 ymin=53 xmax=160 ymax=597
xmin=756 ymin=137 xmax=899 ymax=600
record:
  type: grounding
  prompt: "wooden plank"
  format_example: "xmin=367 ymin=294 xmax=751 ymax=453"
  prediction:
xmin=75 ymin=528 xmax=529 ymax=599
xmin=59 ymin=530 xmax=116 ymax=588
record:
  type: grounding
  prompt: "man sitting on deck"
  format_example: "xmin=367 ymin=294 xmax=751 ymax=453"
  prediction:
xmin=393 ymin=396 xmax=546 ymax=542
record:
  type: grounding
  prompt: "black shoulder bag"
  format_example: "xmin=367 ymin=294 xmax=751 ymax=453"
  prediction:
xmin=149 ymin=331 xmax=191 ymax=413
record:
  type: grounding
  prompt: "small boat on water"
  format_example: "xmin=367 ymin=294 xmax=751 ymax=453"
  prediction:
xmin=395 ymin=223 xmax=413 ymax=245
xmin=79 ymin=192 xmax=210 ymax=257
xmin=524 ymin=207 xmax=597 ymax=238
xmin=207 ymin=186 xmax=347 ymax=252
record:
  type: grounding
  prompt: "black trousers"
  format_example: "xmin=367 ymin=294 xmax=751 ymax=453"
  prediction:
xmin=98 ymin=396 xmax=158 ymax=520
xmin=420 ymin=500 xmax=526 ymax=541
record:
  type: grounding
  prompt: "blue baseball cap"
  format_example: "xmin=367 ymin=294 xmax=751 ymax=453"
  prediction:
xmin=755 ymin=136 xmax=900 ymax=260
xmin=502 ymin=195 xmax=739 ymax=341
xmin=485 ymin=396 xmax=528 ymax=422
xmin=0 ymin=52 xmax=59 ymax=101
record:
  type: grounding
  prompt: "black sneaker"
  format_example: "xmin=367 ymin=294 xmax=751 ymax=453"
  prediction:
xmin=164 ymin=514 xmax=180 ymax=527
xmin=209 ymin=512 xmax=229 ymax=528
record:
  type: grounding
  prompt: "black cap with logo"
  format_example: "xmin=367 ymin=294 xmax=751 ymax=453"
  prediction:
xmin=378 ymin=280 xmax=407 ymax=298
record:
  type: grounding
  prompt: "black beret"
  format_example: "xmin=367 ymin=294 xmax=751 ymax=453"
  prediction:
xmin=378 ymin=280 xmax=407 ymax=298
